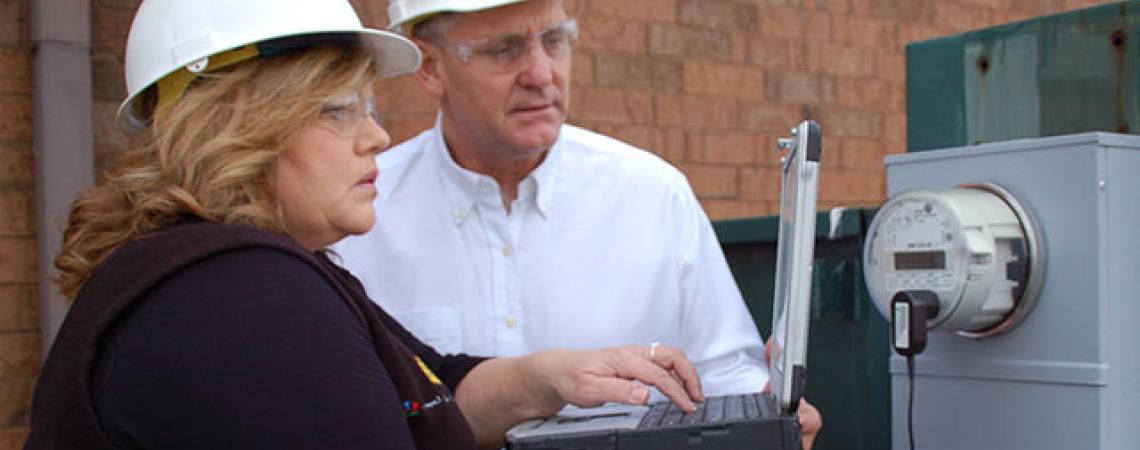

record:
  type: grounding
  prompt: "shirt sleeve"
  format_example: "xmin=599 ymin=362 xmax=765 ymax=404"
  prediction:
xmin=90 ymin=247 xmax=418 ymax=450
xmin=368 ymin=302 xmax=490 ymax=391
xmin=671 ymin=174 xmax=771 ymax=396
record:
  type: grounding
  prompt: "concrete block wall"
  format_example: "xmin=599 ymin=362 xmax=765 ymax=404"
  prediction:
xmin=0 ymin=0 xmax=1115 ymax=447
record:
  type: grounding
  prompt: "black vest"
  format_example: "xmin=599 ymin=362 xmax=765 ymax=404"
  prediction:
xmin=24 ymin=222 xmax=477 ymax=449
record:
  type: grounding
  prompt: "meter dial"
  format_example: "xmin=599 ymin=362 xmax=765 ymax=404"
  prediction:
xmin=864 ymin=184 xmax=1044 ymax=338
xmin=865 ymin=196 xmax=965 ymax=328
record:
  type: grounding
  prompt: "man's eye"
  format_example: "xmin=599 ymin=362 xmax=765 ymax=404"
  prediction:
xmin=481 ymin=42 xmax=517 ymax=57
xmin=480 ymin=37 xmax=527 ymax=59
xmin=542 ymin=31 xmax=566 ymax=47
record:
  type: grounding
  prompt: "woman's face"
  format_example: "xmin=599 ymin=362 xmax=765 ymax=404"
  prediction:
xmin=275 ymin=91 xmax=390 ymax=251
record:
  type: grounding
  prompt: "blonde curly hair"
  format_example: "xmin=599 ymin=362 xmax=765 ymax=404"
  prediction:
xmin=56 ymin=44 xmax=379 ymax=299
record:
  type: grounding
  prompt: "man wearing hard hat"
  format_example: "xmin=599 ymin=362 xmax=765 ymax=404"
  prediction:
xmin=336 ymin=0 xmax=821 ymax=447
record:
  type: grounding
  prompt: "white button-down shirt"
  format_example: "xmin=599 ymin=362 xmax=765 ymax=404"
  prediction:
xmin=334 ymin=120 xmax=768 ymax=397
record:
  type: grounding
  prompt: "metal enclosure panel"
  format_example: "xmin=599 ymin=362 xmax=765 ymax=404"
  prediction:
xmin=881 ymin=132 xmax=1140 ymax=450
xmin=906 ymin=1 xmax=1140 ymax=152
xmin=889 ymin=378 xmax=1101 ymax=449
xmin=1103 ymin=146 xmax=1140 ymax=446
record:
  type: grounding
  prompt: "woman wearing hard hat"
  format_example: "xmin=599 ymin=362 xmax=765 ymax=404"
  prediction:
xmin=22 ymin=1 xmax=703 ymax=449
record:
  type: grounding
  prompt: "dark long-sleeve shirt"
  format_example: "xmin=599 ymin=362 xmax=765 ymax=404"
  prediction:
xmin=26 ymin=222 xmax=483 ymax=450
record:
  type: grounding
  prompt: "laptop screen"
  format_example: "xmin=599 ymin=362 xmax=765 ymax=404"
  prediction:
xmin=769 ymin=120 xmax=821 ymax=415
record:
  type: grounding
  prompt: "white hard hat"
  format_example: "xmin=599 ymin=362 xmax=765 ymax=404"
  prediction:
xmin=387 ymin=0 xmax=528 ymax=32
xmin=117 ymin=0 xmax=421 ymax=134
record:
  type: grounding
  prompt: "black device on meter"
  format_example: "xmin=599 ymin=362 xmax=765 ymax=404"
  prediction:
xmin=891 ymin=290 xmax=940 ymax=357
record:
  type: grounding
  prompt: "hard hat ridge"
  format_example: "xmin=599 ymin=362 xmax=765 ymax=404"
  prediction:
xmin=386 ymin=0 xmax=530 ymax=32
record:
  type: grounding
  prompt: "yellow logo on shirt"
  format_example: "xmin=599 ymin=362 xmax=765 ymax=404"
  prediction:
xmin=415 ymin=356 xmax=443 ymax=385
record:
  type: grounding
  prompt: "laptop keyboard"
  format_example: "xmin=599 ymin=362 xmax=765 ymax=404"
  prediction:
xmin=637 ymin=393 xmax=772 ymax=429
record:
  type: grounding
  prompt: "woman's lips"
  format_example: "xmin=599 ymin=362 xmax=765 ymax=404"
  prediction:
xmin=357 ymin=169 xmax=378 ymax=186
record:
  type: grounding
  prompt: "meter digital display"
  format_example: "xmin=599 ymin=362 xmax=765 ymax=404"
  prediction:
xmin=863 ymin=184 xmax=1043 ymax=337
xmin=894 ymin=251 xmax=946 ymax=270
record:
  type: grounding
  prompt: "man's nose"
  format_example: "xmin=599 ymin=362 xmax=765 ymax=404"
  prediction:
xmin=517 ymin=42 xmax=555 ymax=87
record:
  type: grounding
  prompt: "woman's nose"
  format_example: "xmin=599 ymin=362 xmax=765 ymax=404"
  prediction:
xmin=358 ymin=115 xmax=390 ymax=155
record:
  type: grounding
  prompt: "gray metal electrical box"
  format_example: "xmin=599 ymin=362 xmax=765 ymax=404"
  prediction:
xmin=881 ymin=132 xmax=1140 ymax=449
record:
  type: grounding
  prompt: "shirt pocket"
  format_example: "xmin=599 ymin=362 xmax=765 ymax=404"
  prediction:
xmin=392 ymin=307 xmax=462 ymax=355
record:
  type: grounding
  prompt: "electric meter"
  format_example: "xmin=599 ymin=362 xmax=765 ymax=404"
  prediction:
xmin=863 ymin=183 xmax=1044 ymax=338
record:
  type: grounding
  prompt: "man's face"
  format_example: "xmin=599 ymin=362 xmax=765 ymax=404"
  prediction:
xmin=424 ymin=0 xmax=571 ymax=160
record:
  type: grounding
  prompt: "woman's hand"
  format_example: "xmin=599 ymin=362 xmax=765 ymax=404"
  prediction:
xmin=453 ymin=344 xmax=703 ymax=449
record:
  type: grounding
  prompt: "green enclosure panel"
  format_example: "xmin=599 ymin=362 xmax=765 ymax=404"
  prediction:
xmin=907 ymin=0 xmax=1140 ymax=151
xmin=713 ymin=209 xmax=889 ymax=450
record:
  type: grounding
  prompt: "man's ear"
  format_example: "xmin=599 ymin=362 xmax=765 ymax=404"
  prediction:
xmin=412 ymin=40 xmax=446 ymax=100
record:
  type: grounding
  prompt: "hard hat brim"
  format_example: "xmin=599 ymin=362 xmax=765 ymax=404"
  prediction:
xmin=115 ymin=28 xmax=421 ymax=135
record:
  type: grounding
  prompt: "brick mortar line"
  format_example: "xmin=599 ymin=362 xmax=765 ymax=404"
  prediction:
xmin=0 ymin=141 xmax=34 ymax=148
xmin=0 ymin=182 xmax=34 ymax=191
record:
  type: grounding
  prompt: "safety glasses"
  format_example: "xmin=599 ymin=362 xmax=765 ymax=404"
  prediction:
xmin=317 ymin=91 xmax=381 ymax=138
xmin=451 ymin=18 xmax=578 ymax=73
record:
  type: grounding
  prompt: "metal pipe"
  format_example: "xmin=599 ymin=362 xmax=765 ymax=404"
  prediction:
xmin=31 ymin=0 xmax=94 ymax=352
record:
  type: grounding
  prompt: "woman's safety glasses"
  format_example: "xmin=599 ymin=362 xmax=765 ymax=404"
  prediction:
xmin=318 ymin=91 xmax=381 ymax=138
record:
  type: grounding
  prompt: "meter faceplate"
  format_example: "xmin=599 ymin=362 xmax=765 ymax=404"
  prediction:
xmin=865 ymin=194 xmax=966 ymax=329
xmin=864 ymin=184 xmax=1042 ymax=337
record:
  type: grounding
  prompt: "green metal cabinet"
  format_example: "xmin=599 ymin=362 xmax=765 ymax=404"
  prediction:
xmin=713 ymin=208 xmax=889 ymax=450
xmin=907 ymin=0 xmax=1140 ymax=152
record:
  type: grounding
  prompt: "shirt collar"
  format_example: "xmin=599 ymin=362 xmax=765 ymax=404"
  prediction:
xmin=429 ymin=117 xmax=482 ymax=225
xmin=530 ymin=135 xmax=560 ymax=219
xmin=429 ymin=115 xmax=561 ymax=224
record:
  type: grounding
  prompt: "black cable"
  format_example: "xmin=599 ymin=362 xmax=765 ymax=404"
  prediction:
xmin=907 ymin=354 xmax=916 ymax=450
xmin=892 ymin=291 xmax=936 ymax=450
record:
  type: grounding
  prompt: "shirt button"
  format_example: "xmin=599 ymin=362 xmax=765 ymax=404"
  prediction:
xmin=454 ymin=211 xmax=467 ymax=220
xmin=502 ymin=244 xmax=512 ymax=256
xmin=504 ymin=315 xmax=516 ymax=328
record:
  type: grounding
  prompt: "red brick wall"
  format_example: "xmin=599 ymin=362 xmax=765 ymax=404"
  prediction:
xmin=360 ymin=0 xmax=1115 ymax=218
xmin=1 ymin=0 xmax=38 ymax=447
xmin=0 ymin=0 xmax=1116 ymax=448
xmin=92 ymin=0 xmax=136 ymax=171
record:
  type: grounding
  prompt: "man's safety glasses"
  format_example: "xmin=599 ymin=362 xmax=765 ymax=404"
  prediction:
xmin=452 ymin=18 xmax=579 ymax=73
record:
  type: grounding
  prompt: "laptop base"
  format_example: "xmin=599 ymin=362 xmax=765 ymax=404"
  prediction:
xmin=507 ymin=394 xmax=802 ymax=450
